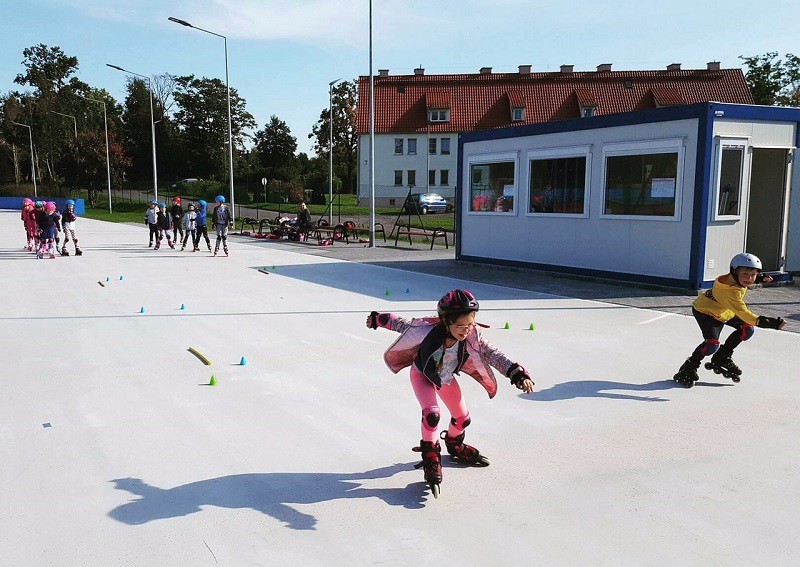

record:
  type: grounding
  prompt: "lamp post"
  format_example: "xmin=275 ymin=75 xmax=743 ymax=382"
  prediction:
xmin=78 ymin=94 xmax=113 ymax=213
xmin=368 ymin=0 xmax=376 ymax=247
xmin=168 ymin=16 xmax=236 ymax=224
xmin=328 ymin=78 xmax=342 ymax=225
xmin=50 ymin=111 xmax=78 ymax=141
xmin=12 ymin=121 xmax=36 ymax=196
xmin=106 ymin=63 xmax=158 ymax=202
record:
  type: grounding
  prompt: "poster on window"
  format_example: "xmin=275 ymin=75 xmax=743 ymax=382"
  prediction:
xmin=503 ymin=184 xmax=515 ymax=197
xmin=651 ymin=177 xmax=675 ymax=198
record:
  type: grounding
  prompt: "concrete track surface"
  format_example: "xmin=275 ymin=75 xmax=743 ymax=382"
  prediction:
xmin=1 ymin=210 xmax=799 ymax=566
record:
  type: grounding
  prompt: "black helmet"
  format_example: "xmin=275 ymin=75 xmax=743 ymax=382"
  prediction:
xmin=437 ymin=289 xmax=479 ymax=321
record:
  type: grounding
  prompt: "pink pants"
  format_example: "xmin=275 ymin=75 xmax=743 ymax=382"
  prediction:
xmin=410 ymin=366 xmax=470 ymax=443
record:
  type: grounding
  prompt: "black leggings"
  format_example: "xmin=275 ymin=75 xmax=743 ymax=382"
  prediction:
xmin=689 ymin=308 xmax=755 ymax=363
xmin=148 ymin=223 xmax=158 ymax=243
xmin=194 ymin=225 xmax=210 ymax=248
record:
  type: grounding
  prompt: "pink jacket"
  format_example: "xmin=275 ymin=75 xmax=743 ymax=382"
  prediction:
xmin=377 ymin=313 xmax=514 ymax=399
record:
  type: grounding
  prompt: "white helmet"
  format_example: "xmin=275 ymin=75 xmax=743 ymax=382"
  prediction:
xmin=730 ymin=252 xmax=762 ymax=272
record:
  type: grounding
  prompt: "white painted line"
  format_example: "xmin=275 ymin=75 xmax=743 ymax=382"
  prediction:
xmin=638 ymin=312 xmax=675 ymax=325
xmin=342 ymin=332 xmax=378 ymax=344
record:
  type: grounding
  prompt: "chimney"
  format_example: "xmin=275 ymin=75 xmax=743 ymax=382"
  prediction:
xmin=518 ymin=64 xmax=532 ymax=75
xmin=378 ymin=69 xmax=389 ymax=78
xmin=560 ymin=64 xmax=574 ymax=74
xmin=479 ymin=67 xmax=492 ymax=74
xmin=414 ymin=67 xmax=424 ymax=75
xmin=667 ymin=63 xmax=681 ymax=71
xmin=707 ymin=61 xmax=721 ymax=71
xmin=596 ymin=63 xmax=612 ymax=72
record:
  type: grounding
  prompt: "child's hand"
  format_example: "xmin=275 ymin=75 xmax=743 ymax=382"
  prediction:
xmin=366 ymin=311 xmax=379 ymax=329
xmin=507 ymin=363 xmax=534 ymax=392
xmin=757 ymin=316 xmax=787 ymax=330
xmin=761 ymin=275 xmax=774 ymax=283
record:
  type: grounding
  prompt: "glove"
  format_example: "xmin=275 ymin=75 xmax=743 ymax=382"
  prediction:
xmin=507 ymin=363 xmax=533 ymax=389
xmin=757 ymin=316 xmax=786 ymax=330
xmin=367 ymin=311 xmax=379 ymax=330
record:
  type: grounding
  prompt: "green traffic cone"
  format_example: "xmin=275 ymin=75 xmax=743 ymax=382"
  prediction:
xmin=385 ymin=289 xmax=390 ymax=296
xmin=529 ymin=323 xmax=535 ymax=331
xmin=209 ymin=375 xmax=217 ymax=386
xmin=504 ymin=322 xmax=510 ymax=329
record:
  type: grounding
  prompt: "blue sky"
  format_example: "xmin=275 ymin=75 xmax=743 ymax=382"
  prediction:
xmin=2 ymin=0 xmax=800 ymax=154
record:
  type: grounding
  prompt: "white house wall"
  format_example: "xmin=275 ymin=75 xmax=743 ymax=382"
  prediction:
xmin=358 ymin=134 xmax=459 ymax=205
xmin=704 ymin=119 xmax=796 ymax=281
xmin=460 ymin=119 xmax=699 ymax=282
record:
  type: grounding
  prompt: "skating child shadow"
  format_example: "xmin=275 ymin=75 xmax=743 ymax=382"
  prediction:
xmin=108 ymin=463 xmax=424 ymax=531
xmin=523 ymin=379 xmax=731 ymax=402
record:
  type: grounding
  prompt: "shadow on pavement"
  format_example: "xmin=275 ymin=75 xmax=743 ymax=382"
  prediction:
xmin=108 ymin=463 xmax=426 ymax=530
xmin=522 ymin=379 xmax=731 ymax=402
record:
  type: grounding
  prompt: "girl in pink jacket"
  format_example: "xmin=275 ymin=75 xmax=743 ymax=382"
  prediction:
xmin=366 ymin=289 xmax=533 ymax=497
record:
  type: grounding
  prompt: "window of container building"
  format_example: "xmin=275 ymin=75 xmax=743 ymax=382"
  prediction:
xmin=714 ymin=142 xmax=746 ymax=219
xmin=469 ymin=160 xmax=516 ymax=213
xmin=604 ymin=152 xmax=679 ymax=217
xmin=529 ymin=156 xmax=587 ymax=215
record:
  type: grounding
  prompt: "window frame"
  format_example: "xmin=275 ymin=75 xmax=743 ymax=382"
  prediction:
xmin=600 ymin=138 xmax=685 ymax=222
xmin=429 ymin=169 xmax=437 ymax=187
xmin=511 ymin=107 xmax=525 ymax=122
xmin=580 ymin=106 xmax=596 ymax=118
xmin=711 ymin=136 xmax=749 ymax=222
xmin=428 ymin=109 xmax=450 ymax=123
xmin=407 ymin=169 xmax=416 ymax=187
xmin=440 ymin=169 xmax=450 ymax=186
xmin=407 ymin=137 xmax=417 ymax=155
xmin=465 ymin=151 xmax=519 ymax=216
xmin=440 ymin=138 xmax=451 ymax=155
xmin=429 ymin=137 xmax=437 ymax=155
xmin=526 ymin=145 xmax=592 ymax=219
xmin=394 ymin=138 xmax=404 ymax=155
xmin=393 ymin=170 xmax=403 ymax=186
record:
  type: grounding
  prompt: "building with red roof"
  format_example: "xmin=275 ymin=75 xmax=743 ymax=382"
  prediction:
xmin=356 ymin=63 xmax=753 ymax=206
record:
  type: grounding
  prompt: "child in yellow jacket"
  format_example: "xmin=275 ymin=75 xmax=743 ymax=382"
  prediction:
xmin=674 ymin=253 xmax=786 ymax=387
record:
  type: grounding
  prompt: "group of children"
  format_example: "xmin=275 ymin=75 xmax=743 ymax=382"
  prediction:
xmin=367 ymin=253 xmax=787 ymax=497
xmin=20 ymin=198 xmax=81 ymax=259
xmin=145 ymin=195 xmax=232 ymax=256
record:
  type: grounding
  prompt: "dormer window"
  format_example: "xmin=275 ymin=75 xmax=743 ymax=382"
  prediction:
xmin=511 ymin=107 xmax=525 ymax=122
xmin=429 ymin=109 xmax=450 ymax=122
xmin=581 ymin=106 xmax=596 ymax=118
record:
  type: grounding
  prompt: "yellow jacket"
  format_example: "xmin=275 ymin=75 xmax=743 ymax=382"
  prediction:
xmin=693 ymin=274 xmax=759 ymax=325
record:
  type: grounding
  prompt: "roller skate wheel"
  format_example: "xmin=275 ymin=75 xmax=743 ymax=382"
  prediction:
xmin=704 ymin=363 xmax=713 ymax=370
xmin=731 ymin=376 xmax=741 ymax=383
xmin=430 ymin=483 xmax=440 ymax=499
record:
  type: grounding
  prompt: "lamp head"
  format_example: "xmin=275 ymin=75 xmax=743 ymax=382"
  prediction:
xmin=168 ymin=17 xmax=192 ymax=27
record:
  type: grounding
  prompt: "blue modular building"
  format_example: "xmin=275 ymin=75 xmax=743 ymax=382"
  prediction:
xmin=457 ymin=102 xmax=800 ymax=289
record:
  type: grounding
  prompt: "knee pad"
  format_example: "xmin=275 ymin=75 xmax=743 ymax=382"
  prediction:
xmin=450 ymin=414 xmax=471 ymax=430
xmin=740 ymin=324 xmax=755 ymax=341
xmin=700 ymin=338 xmax=720 ymax=356
xmin=421 ymin=406 xmax=440 ymax=431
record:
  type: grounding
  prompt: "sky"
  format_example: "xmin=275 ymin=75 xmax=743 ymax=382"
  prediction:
xmin=2 ymin=0 xmax=800 ymax=155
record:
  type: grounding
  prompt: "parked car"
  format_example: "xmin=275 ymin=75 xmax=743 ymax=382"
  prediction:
xmin=403 ymin=193 xmax=452 ymax=214
xmin=170 ymin=178 xmax=199 ymax=189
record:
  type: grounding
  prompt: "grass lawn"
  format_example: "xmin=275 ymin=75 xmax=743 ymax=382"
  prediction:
xmin=83 ymin=201 xmax=148 ymax=224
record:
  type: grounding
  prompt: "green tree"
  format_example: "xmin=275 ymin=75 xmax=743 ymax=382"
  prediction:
xmin=173 ymin=75 xmax=256 ymax=181
xmin=308 ymin=80 xmax=358 ymax=193
xmin=254 ymin=115 xmax=298 ymax=182
xmin=740 ymin=52 xmax=800 ymax=106
xmin=61 ymin=130 xmax=131 ymax=204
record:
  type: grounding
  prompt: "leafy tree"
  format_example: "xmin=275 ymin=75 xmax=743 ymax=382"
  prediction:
xmin=121 ymin=78 xmax=164 ymax=184
xmin=254 ymin=115 xmax=298 ymax=181
xmin=740 ymin=52 xmax=800 ymax=106
xmin=309 ymin=80 xmax=358 ymax=193
xmin=61 ymin=131 xmax=131 ymax=204
xmin=173 ymin=75 xmax=256 ymax=181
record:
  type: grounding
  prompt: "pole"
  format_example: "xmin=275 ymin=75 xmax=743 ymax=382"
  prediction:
xmin=224 ymin=36 xmax=235 ymax=224
xmin=368 ymin=0 xmax=375 ymax=247
xmin=147 ymin=78 xmax=159 ymax=203
xmin=13 ymin=122 xmax=36 ymax=196
xmin=329 ymin=83 xmax=334 ymax=225
xmin=102 ymin=103 xmax=112 ymax=213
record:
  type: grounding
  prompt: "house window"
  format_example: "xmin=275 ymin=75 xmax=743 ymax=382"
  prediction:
xmin=440 ymin=169 xmax=450 ymax=186
xmin=469 ymin=160 xmax=516 ymax=213
xmin=407 ymin=170 xmax=416 ymax=186
xmin=511 ymin=107 xmax=525 ymax=122
xmin=394 ymin=170 xmax=403 ymax=186
xmin=441 ymin=138 xmax=451 ymax=155
xmin=604 ymin=152 xmax=679 ymax=216
xmin=429 ymin=109 xmax=450 ymax=122
xmin=715 ymin=143 xmax=745 ymax=219
xmin=429 ymin=138 xmax=437 ymax=155
xmin=529 ymin=156 xmax=587 ymax=215
xmin=408 ymin=138 xmax=417 ymax=155
xmin=429 ymin=169 xmax=436 ymax=186
xmin=581 ymin=106 xmax=596 ymax=118
xmin=394 ymin=138 xmax=404 ymax=154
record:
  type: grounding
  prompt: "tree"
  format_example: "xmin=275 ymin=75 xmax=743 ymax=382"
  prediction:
xmin=173 ymin=75 xmax=256 ymax=181
xmin=254 ymin=115 xmax=298 ymax=182
xmin=61 ymin=131 xmax=131 ymax=205
xmin=309 ymin=80 xmax=358 ymax=193
xmin=740 ymin=52 xmax=800 ymax=106
xmin=122 ymin=78 xmax=163 ymax=184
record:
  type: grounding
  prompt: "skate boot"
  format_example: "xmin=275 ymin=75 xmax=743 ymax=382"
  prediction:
xmin=441 ymin=431 xmax=491 ymax=466
xmin=75 ymin=247 xmax=82 ymax=256
xmin=207 ymin=244 xmax=212 ymax=252
xmin=49 ymin=253 xmax=56 ymax=259
xmin=705 ymin=349 xmax=742 ymax=383
xmin=169 ymin=241 xmax=175 ymax=249
xmin=193 ymin=247 xmax=199 ymax=252
xmin=154 ymin=243 xmax=160 ymax=250
xmin=412 ymin=440 xmax=442 ymax=498
xmin=673 ymin=358 xmax=700 ymax=388
xmin=60 ymin=246 xmax=69 ymax=257
xmin=181 ymin=245 xmax=186 ymax=251
xmin=224 ymin=247 xmax=229 ymax=257
xmin=148 ymin=241 xmax=153 ymax=248
xmin=24 ymin=245 xmax=31 ymax=252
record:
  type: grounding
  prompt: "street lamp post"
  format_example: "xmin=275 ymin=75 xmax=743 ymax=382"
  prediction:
xmin=168 ymin=16 xmax=236 ymax=224
xmin=368 ymin=0 xmax=376 ymax=247
xmin=328 ymin=78 xmax=342 ymax=225
xmin=50 ymin=111 xmax=78 ymax=141
xmin=106 ymin=64 xmax=158 ymax=202
xmin=78 ymin=94 xmax=113 ymax=213
xmin=12 ymin=121 xmax=36 ymax=196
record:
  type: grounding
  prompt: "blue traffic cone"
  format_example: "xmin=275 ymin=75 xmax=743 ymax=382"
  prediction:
xmin=120 ymin=276 xmax=124 ymax=281
xmin=240 ymin=356 xmax=247 ymax=366
xmin=139 ymin=306 xmax=146 ymax=314
xmin=180 ymin=303 xmax=186 ymax=310
xmin=405 ymin=288 xmax=410 ymax=294
xmin=106 ymin=277 xmax=110 ymax=282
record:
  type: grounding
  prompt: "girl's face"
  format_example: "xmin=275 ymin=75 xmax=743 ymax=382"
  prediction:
xmin=737 ymin=267 xmax=759 ymax=286
xmin=448 ymin=311 xmax=476 ymax=342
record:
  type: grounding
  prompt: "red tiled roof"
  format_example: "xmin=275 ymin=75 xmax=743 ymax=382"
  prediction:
xmin=574 ymin=88 xmax=597 ymax=107
xmin=425 ymin=91 xmax=451 ymax=108
xmin=507 ymin=90 xmax=525 ymax=108
xmin=356 ymin=68 xmax=753 ymax=134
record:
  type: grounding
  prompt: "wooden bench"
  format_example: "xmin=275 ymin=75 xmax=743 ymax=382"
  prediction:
xmin=239 ymin=217 xmax=258 ymax=235
xmin=341 ymin=221 xmax=386 ymax=244
xmin=394 ymin=224 xmax=449 ymax=250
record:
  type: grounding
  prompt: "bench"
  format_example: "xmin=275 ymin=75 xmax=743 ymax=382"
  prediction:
xmin=394 ymin=224 xmax=449 ymax=250
xmin=340 ymin=221 xmax=386 ymax=244
xmin=239 ymin=217 xmax=258 ymax=235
